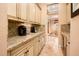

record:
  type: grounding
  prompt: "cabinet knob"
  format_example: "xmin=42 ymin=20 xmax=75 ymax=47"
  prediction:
xmin=68 ymin=42 xmax=70 ymax=44
xmin=38 ymin=40 xmax=40 ymax=42
xmin=25 ymin=50 xmax=29 ymax=53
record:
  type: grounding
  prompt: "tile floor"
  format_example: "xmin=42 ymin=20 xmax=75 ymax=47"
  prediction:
xmin=39 ymin=36 xmax=63 ymax=56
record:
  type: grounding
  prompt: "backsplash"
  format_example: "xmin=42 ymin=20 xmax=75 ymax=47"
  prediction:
xmin=8 ymin=20 xmax=21 ymax=38
xmin=8 ymin=20 xmax=45 ymax=38
xmin=8 ymin=20 xmax=31 ymax=38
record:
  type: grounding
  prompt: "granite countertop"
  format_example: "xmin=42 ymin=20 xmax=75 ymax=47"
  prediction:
xmin=7 ymin=32 xmax=44 ymax=51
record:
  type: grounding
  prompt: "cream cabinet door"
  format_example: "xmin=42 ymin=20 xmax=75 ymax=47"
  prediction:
xmin=38 ymin=36 xmax=42 ymax=52
xmin=17 ymin=46 xmax=33 ymax=56
xmin=20 ymin=3 xmax=27 ymax=20
xmin=7 ymin=3 xmax=16 ymax=17
xmin=29 ymin=4 xmax=36 ymax=22
xmin=35 ymin=5 xmax=41 ymax=24
xmin=16 ymin=3 xmax=21 ymax=19
xmin=38 ymin=9 xmax=41 ymax=24
xmin=35 ymin=5 xmax=39 ymax=23
xmin=37 ymin=7 xmax=39 ymax=23
xmin=16 ymin=49 xmax=26 ymax=56
xmin=33 ymin=38 xmax=39 ymax=56
xmin=31 ymin=4 xmax=36 ymax=22
xmin=41 ymin=35 xmax=45 ymax=47
xmin=26 ymin=4 xmax=30 ymax=21
xmin=27 ymin=46 xmax=33 ymax=56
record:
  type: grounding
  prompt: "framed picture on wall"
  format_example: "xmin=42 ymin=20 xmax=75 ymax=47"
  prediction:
xmin=71 ymin=3 xmax=79 ymax=18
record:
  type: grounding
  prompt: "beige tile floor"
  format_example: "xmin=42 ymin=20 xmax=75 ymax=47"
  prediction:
xmin=39 ymin=36 xmax=63 ymax=56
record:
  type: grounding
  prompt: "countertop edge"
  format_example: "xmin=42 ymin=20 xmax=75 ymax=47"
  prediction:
xmin=7 ymin=32 xmax=45 ymax=51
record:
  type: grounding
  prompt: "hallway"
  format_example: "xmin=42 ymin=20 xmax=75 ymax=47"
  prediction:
xmin=40 ymin=36 xmax=63 ymax=56
xmin=0 ymin=3 xmax=79 ymax=56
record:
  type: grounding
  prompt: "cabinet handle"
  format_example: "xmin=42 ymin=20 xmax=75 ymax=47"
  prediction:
xmin=38 ymin=40 xmax=40 ymax=42
xmin=68 ymin=42 xmax=70 ymax=44
xmin=25 ymin=50 xmax=29 ymax=53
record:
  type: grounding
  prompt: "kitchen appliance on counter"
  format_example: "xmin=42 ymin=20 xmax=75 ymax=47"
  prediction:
xmin=17 ymin=25 xmax=27 ymax=36
xmin=31 ymin=24 xmax=40 ymax=33
xmin=17 ymin=24 xmax=31 ymax=36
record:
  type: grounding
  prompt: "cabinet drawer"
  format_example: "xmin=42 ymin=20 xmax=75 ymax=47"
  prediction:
xmin=10 ymin=40 xmax=33 ymax=56
xmin=25 ymin=46 xmax=33 ymax=56
xmin=16 ymin=48 xmax=26 ymax=56
xmin=17 ymin=45 xmax=33 ymax=56
xmin=33 ymin=38 xmax=39 ymax=56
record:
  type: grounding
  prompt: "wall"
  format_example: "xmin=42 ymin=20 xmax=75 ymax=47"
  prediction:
xmin=67 ymin=3 xmax=79 ymax=56
xmin=58 ymin=3 xmax=79 ymax=55
xmin=70 ymin=15 xmax=79 ymax=55
xmin=59 ymin=3 xmax=67 ymax=24
xmin=8 ymin=21 xmax=21 ymax=37
xmin=0 ymin=4 xmax=7 ymax=55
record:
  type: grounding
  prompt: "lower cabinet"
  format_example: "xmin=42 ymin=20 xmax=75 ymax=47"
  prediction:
xmin=33 ymin=38 xmax=39 ymax=56
xmin=8 ymin=33 xmax=46 ymax=56
xmin=33 ymin=34 xmax=46 ymax=56
xmin=13 ymin=46 xmax=33 ymax=56
xmin=24 ymin=46 xmax=33 ymax=56
xmin=38 ymin=37 xmax=42 ymax=53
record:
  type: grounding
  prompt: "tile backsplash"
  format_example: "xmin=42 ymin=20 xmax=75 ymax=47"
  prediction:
xmin=8 ymin=20 xmax=31 ymax=38
xmin=8 ymin=20 xmax=21 ymax=38
xmin=8 ymin=20 xmax=45 ymax=38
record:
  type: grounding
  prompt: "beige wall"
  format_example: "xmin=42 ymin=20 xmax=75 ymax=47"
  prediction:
xmin=59 ymin=3 xmax=67 ymax=24
xmin=0 ymin=4 xmax=7 ymax=55
xmin=70 ymin=15 xmax=79 ymax=56
xmin=66 ymin=3 xmax=79 ymax=56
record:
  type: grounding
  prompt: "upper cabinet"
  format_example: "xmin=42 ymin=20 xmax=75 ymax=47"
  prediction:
xmin=7 ymin=3 xmax=45 ymax=25
xmin=7 ymin=3 xmax=17 ymax=17
xmin=38 ymin=8 xmax=41 ymax=24
xmin=35 ymin=5 xmax=38 ymax=23
xmin=35 ymin=4 xmax=41 ymax=24
xmin=29 ymin=4 xmax=36 ymax=22
xmin=28 ymin=3 xmax=41 ymax=24
xmin=26 ymin=4 xmax=30 ymax=22
xmin=20 ymin=3 xmax=27 ymax=20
